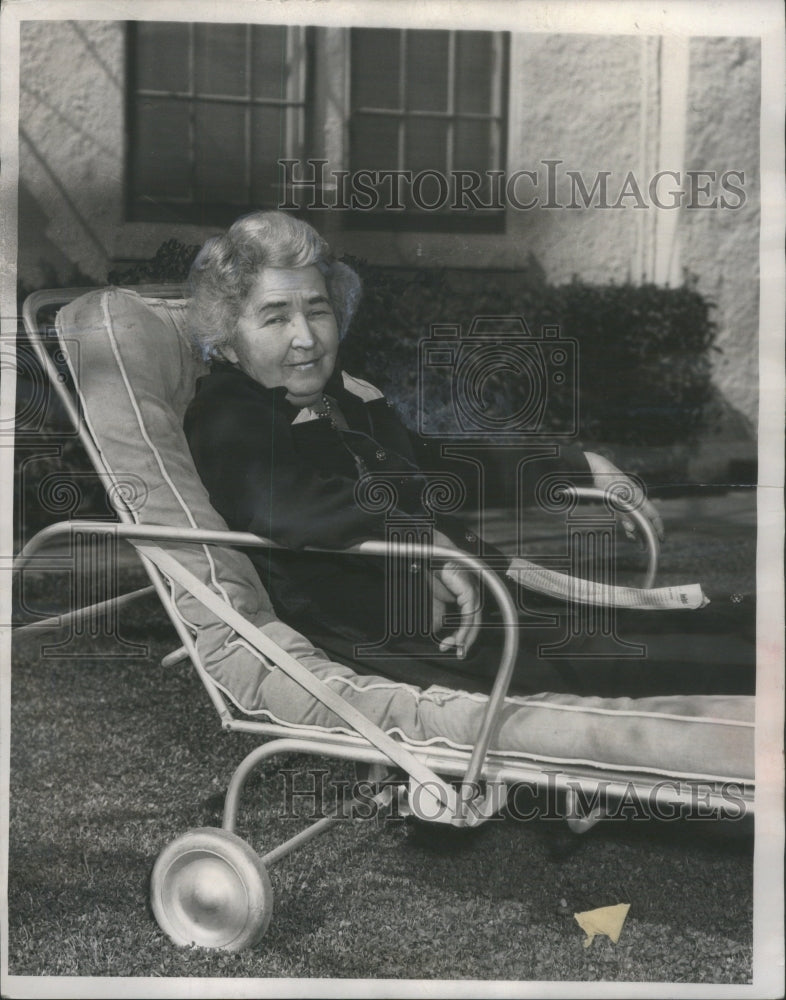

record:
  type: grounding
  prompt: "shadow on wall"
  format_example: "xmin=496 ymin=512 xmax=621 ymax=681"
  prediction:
xmin=16 ymin=178 xmax=103 ymax=300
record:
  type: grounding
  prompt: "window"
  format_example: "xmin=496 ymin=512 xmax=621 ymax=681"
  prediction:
xmin=127 ymin=22 xmax=310 ymax=224
xmin=126 ymin=23 xmax=508 ymax=230
xmin=348 ymin=28 xmax=508 ymax=226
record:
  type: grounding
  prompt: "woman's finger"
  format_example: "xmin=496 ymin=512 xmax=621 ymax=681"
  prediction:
xmin=453 ymin=576 xmax=482 ymax=655
xmin=462 ymin=605 xmax=482 ymax=654
xmin=620 ymin=502 xmax=664 ymax=547
xmin=643 ymin=499 xmax=665 ymax=541
xmin=437 ymin=565 xmax=480 ymax=657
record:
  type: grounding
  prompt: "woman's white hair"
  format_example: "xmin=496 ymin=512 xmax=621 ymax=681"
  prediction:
xmin=187 ymin=211 xmax=362 ymax=360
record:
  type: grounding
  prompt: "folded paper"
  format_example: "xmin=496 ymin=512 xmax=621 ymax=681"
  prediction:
xmin=508 ymin=558 xmax=708 ymax=609
xmin=574 ymin=903 xmax=631 ymax=947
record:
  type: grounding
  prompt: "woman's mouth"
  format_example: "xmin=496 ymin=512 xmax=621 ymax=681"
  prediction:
xmin=288 ymin=358 xmax=321 ymax=371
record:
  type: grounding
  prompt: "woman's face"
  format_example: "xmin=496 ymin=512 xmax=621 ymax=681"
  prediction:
xmin=224 ymin=265 xmax=339 ymax=407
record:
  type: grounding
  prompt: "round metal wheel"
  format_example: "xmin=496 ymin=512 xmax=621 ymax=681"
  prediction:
xmin=150 ymin=827 xmax=273 ymax=951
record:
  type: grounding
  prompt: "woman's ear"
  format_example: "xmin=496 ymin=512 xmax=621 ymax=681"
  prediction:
xmin=219 ymin=345 xmax=240 ymax=364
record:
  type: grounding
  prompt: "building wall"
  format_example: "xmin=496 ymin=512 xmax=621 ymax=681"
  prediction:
xmin=682 ymin=36 xmax=760 ymax=434
xmin=17 ymin=21 xmax=760 ymax=429
xmin=18 ymin=20 xmax=126 ymax=287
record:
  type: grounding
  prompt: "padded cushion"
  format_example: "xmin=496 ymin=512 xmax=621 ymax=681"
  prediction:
xmin=56 ymin=288 xmax=277 ymax=688
xmin=255 ymin=620 xmax=753 ymax=781
xmin=54 ymin=287 xmax=754 ymax=784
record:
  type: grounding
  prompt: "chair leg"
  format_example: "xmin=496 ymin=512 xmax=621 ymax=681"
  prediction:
xmin=565 ymin=785 xmax=607 ymax=834
xmin=220 ymin=738 xmax=391 ymax=867
xmin=161 ymin=645 xmax=189 ymax=667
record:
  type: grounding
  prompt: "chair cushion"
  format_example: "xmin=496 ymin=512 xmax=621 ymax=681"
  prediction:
xmin=56 ymin=287 xmax=277 ymax=689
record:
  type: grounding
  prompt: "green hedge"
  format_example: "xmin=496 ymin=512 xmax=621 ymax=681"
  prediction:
xmin=339 ymin=259 xmax=716 ymax=448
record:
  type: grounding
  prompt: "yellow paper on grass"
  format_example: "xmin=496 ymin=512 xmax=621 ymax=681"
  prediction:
xmin=574 ymin=903 xmax=631 ymax=948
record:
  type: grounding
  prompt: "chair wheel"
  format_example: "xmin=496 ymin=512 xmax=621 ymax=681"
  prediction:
xmin=150 ymin=827 xmax=273 ymax=951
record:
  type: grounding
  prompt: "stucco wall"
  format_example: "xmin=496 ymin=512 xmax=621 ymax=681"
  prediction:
xmin=16 ymin=21 xmax=760 ymax=429
xmin=681 ymin=36 xmax=760 ymax=431
xmin=18 ymin=20 xmax=126 ymax=288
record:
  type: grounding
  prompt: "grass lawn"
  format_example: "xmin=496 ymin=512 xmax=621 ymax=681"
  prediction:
xmin=6 ymin=493 xmax=756 ymax=986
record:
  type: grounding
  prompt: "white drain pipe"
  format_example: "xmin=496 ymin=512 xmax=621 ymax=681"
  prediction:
xmin=653 ymin=35 xmax=690 ymax=286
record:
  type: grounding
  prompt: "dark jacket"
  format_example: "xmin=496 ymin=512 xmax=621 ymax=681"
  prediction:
xmin=184 ymin=362 xmax=592 ymax=689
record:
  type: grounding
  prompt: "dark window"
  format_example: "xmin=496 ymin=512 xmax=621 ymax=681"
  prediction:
xmin=127 ymin=22 xmax=310 ymax=224
xmin=348 ymin=28 xmax=508 ymax=228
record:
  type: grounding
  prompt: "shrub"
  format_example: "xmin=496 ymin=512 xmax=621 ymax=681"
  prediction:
xmin=107 ymin=239 xmax=201 ymax=286
xmin=340 ymin=260 xmax=717 ymax=448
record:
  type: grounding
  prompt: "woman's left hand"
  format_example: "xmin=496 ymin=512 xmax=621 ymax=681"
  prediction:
xmin=583 ymin=451 xmax=665 ymax=545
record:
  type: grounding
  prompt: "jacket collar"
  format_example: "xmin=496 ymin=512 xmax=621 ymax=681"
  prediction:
xmin=208 ymin=360 xmax=348 ymax=417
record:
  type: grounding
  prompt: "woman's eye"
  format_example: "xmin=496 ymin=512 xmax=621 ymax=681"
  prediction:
xmin=263 ymin=314 xmax=287 ymax=326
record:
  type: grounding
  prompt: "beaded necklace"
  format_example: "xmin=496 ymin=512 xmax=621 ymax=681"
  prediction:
xmin=315 ymin=393 xmax=366 ymax=473
xmin=316 ymin=393 xmax=336 ymax=427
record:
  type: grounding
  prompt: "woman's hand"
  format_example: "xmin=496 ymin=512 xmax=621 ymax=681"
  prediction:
xmin=429 ymin=531 xmax=481 ymax=658
xmin=431 ymin=563 xmax=481 ymax=658
xmin=583 ymin=451 xmax=665 ymax=545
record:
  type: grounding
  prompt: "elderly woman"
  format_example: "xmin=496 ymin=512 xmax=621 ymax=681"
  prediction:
xmin=184 ymin=211 xmax=752 ymax=697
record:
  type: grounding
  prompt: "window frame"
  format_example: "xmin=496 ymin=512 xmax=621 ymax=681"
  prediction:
xmin=124 ymin=21 xmax=314 ymax=225
xmin=123 ymin=22 xmax=508 ymax=233
xmin=343 ymin=27 xmax=509 ymax=232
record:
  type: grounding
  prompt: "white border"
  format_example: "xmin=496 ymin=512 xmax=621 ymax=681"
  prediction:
xmin=1 ymin=1 xmax=783 ymax=998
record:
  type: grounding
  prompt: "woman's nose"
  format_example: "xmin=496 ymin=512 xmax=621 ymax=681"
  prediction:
xmin=290 ymin=311 xmax=316 ymax=347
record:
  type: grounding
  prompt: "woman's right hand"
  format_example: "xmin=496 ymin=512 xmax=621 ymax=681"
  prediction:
xmin=430 ymin=559 xmax=481 ymax=659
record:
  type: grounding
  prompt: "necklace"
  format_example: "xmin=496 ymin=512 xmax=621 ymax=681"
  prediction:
xmin=317 ymin=393 xmax=338 ymax=429
xmin=316 ymin=393 xmax=365 ymax=474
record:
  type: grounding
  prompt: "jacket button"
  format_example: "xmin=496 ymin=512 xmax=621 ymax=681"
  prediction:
xmin=375 ymin=449 xmax=387 ymax=461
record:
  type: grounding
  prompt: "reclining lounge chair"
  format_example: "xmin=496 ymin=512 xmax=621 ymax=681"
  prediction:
xmin=16 ymin=285 xmax=755 ymax=952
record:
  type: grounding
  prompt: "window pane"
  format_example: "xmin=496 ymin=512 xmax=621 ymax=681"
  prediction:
xmin=406 ymin=31 xmax=448 ymax=111
xmin=454 ymin=119 xmax=492 ymax=172
xmin=194 ymin=24 xmax=248 ymax=97
xmin=455 ymin=32 xmax=493 ymax=114
xmin=252 ymin=24 xmax=289 ymax=99
xmin=132 ymin=98 xmax=191 ymax=199
xmin=194 ymin=103 xmax=247 ymax=203
xmin=404 ymin=117 xmax=447 ymax=175
xmin=352 ymin=28 xmax=400 ymax=109
xmin=250 ymin=105 xmax=290 ymax=204
xmin=135 ymin=22 xmax=190 ymax=92
xmin=350 ymin=115 xmax=400 ymax=172
xmin=454 ymin=120 xmax=495 ymax=203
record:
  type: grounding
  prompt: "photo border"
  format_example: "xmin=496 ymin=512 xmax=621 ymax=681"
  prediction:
xmin=1 ymin=2 xmax=783 ymax=998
